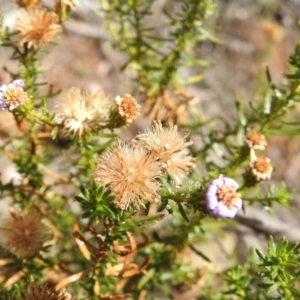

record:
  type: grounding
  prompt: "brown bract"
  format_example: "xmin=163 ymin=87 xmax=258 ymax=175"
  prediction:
xmin=144 ymin=89 xmax=199 ymax=124
xmin=15 ymin=0 xmax=42 ymax=10
xmin=0 ymin=208 xmax=43 ymax=257
xmin=93 ymin=141 xmax=162 ymax=210
xmin=15 ymin=8 xmax=62 ymax=49
xmin=135 ymin=121 xmax=195 ymax=187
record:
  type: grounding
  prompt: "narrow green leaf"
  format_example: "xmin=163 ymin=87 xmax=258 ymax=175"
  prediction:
xmin=121 ymin=215 xmax=163 ymax=231
xmin=97 ymin=132 xmax=119 ymax=138
xmin=51 ymin=126 xmax=58 ymax=140
xmin=268 ymin=282 xmax=280 ymax=293
xmin=257 ymin=283 xmax=273 ymax=289
xmin=80 ymin=186 xmax=89 ymax=198
xmin=157 ymin=199 xmax=168 ymax=213
xmin=82 ymin=210 xmax=93 ymax=219
xmin=288 ymin=286 xmax=300 ymax=296
xmin=137 ymin=268 xmax=155 ymax=290
xmin=177 ymin=202 xmax=189 ymax=222
xmin=182 ymin=74 xmax=204 ymax=85
xmin=282 ymin=261 xmax=299 ymax=268
xmin=145 ymin=202 xmax=150 ymax=216
xmin=268 ymin=236 xmax=275 ymax=257
xmin=96 ymin=186 xmax=105 ymax=200
xmin=235 ymin=98 xmax=247 ymax=126
xmin=260 ymin=261 xmax=274 ymax=267
xmin=276 ymin=237 xmax=288 ymax=255
xmin=286 ymin=242 xmax=298 ymax=253
xmin=74 ymin=196 xmax=85 ymax=203
xmin=189 ymin=245 xmax=211 ymax=262
xmin=165 ymin=204 xmax=173 ymax=215
xmin=99 ymin=206 xmax=115 ymax=219
xmin=286 ymin=73 xmax=300 ymax=80
xmin=103 ymin=195 xmax=116 ymax=204
xmin=93 ymin=139 xmax=115 ymax=153
xmin=266 ymin=128 xmax=300 ymax=136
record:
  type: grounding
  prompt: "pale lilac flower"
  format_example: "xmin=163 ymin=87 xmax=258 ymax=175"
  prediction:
xmin=0 ymin=79 xmax=26 ymax=111
xmin=206 ymin=176 xmax=242 ymax=218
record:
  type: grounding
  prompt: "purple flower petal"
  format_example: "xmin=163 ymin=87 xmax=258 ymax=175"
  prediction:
xmin=206 ymin=192 xmax=218 ymax=210
xmin=12 ymin=79 xmax=24 ymax=88
xmin=212 ymin=202 xmax=238 ymax=219
xmin=0 ymin=103 xmax=7 ymax=110
xmin=206 ymin=176 xmax=242 ymax=219
xmin=206 ymin=182 xmax=219 ymax=210
xmin=210 ymin=177 xmax=224 ymax=188
xmin=222 ymin=177 xmax=239 ymax=189
xmin=0 ymin=84 xmax=8 ymax=94
xmin=234 ymin=198 xmax=243 ymax=211
xmin=0 ymin=80 xmax=26 ymax=111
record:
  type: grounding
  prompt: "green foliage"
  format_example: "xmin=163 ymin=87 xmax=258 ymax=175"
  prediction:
xmin=199 ymin=237 xmax=300 ymax=300
xmin=101 ymin=0 xmax=217 ymax=98
xmin=75 ymin=182 xmax=116 ymax=220
xmin=256 ymin=236 xmax=300 ymax=299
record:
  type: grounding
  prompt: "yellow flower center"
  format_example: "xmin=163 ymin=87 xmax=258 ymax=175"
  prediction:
xmin=247 ymin=132 xmax=262 ymax=145
xmin=216 ymin=186 xmax=239 ymax=209
xmin=30 ymin=28 xmax=46 ymax=40
xmin=253 ymin=157 xmax=271 ymax=173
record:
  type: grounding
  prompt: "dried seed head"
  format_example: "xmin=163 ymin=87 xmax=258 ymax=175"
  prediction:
xmin=15 ymin=0 xmax=42 ymax=10
xmin=15 ymin=8 xmax=62 ymax=49
xmin=55 ymin=87 xmax=110 ymax=137
xmin=18 ymin=282 xmax=74 ymax=300
xmin=245 ymin=131 xmax=267 ymax=150
xmin=206 ymin=176 xmax=242 ymax=219
xmin=115 ymin=94 xmax=140 ymax=124
xmin=0 ymin=79 xmax=27 ymax=111
xmin=135 ymin=120 xmax=195 ymax=187
xmin=93 ymin=141 xmax=162 ymax=210
xmin=0 ymin=208 xmax=44 ymax=257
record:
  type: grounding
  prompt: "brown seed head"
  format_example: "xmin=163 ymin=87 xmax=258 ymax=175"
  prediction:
xmin=0 ymin=208 xmax=43 ymax=257
xmin=18 ymin=282 xmax=74 ymax=300
xmin=115 ymin=94 xmax=140 ymax=123
xmin=245 ymin=131 xmax=267 ymax=150
xmin=55 ymin=87 xmax=110 ymax=137
xmin=15 ymin=8 xmax=62 ymax=49
xmin=93 ymin=141 xmax=162 ymax=210
xmin=135 ymin=120 xmax=195 ymax=187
